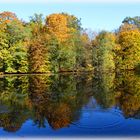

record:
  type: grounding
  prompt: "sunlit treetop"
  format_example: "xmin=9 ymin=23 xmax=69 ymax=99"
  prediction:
xmin=119 ymin=23 xmax=138 ymax=33
xmin=46 ymin=13 xmax=70 ymax=43
xmin=0 ymin=11 xmax=18 ymax=24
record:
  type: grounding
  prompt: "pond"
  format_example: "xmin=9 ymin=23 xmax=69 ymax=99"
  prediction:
xmin=0 ymin=72 xmax=140 ymax=138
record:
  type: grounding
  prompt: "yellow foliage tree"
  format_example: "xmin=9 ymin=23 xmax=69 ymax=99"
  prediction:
xmin=46 ymin=14 xmax=69 ymax=43
xmin=118 ymin=28 xmax=140 ymax=70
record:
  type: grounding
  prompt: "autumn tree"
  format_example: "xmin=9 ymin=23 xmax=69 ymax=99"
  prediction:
xmin=28 ymin=34 xmax=49 ymax=73
xmin=46 ymin=13 xmax=81 ymax=72
xmin=117 ymin=25 xmax=140 ymax=70
xmin=28 ymin=14 xmax=50 ymax=73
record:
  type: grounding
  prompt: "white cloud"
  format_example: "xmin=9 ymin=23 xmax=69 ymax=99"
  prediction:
xmin=1 ymin=0 xmax=140 ymax=3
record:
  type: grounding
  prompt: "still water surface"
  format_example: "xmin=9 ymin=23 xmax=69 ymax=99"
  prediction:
xmin=0 ymin=72 xmax=140 ymax=137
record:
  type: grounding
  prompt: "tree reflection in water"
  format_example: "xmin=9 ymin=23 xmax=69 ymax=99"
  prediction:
xmin=0 ymin=72 xmax=140 ymax=132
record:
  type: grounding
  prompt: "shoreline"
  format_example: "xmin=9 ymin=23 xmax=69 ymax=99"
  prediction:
xmin=0 ymin=70 xmax=94 ymax=76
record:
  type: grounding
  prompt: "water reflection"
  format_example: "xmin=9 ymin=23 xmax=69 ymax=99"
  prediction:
xmin=0 ymin=72 xmax=140 ymax=135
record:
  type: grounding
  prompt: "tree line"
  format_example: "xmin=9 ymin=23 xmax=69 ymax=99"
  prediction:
xmin=0 ymin=11 xmax=140 ymax=74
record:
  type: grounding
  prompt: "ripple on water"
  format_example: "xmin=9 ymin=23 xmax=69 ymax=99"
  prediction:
xmin=72 ymin=109 xmax=124 ymax=129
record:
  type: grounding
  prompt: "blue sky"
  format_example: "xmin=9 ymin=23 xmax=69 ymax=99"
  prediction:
xmin=0 ymin=2 xmax=140 ymax=31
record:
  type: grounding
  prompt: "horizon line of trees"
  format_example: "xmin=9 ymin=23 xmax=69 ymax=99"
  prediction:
xmin=0 ymin=11 xmax=140 ymax=74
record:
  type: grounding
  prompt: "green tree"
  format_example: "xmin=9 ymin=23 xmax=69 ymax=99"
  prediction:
xmin=0 ymin=12 xmax=30 ymax=73
xmin=122 ymin=16 xmax=140 ymax=29
xmin=92 ymin=31 xmax=116 ymax=72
